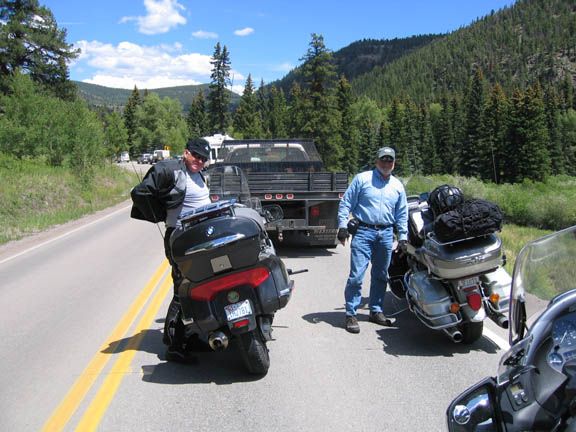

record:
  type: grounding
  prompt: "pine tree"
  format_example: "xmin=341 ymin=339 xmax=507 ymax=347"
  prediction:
xmin=336 ymin=75 xmax=360 ymax=174
xmin=186 ymin=91 xmax=208 ymax=138
xmin=0 ymin=0 xmax=79 ymax=99
xmin=482 ymin=83 xmax=509 ymax=183
xmin=461 ymin=68 xmax=486 ymax=177
xmin=123 ymin=86 xmax=141 ymax=153
xmin=267 ymin=85 xmax=288 ymax=138
xmin=256 ymin=79 xmax=271 ymax=137
xmin=435 ymin=95 xmax=457 ymax=174
xmin=233 ymin=74 xmax=263 ymax=138
xmin=207 ymin=42 xmax=231 ymax=134
xmin=507 ymin=85 xmax=551 ymax=182
xmin=298 ymin=33 xmax=343 ymax=169
xmin=544 ymin=85 xmax=566 ymax=174
xmin=287 ymin=81 xmax=307 ymax=137
xmin=417 ymin=103 xmax=437 ymax=175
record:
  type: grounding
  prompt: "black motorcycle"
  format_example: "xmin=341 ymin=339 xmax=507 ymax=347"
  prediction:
xmin=446 ymin=224 xmax=576 ymax=431
xmin=169 ymin=166 xmax=298 ymax=375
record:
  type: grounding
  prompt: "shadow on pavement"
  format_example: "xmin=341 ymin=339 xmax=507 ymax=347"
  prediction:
xmin=103 ymin=328 xmax=267 ymax=384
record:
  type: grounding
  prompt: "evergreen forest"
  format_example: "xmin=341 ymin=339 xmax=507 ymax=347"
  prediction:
xmin=0 ymin=0 xmax=574 ymax=186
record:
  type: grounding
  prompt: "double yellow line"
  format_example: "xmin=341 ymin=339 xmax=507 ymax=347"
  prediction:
xmin=43 ymin=260 xmax=171 ymax=432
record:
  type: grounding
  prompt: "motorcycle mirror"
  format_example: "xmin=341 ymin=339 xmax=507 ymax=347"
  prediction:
xmin=262 ymin=205 xmax=284 ymax=223
xmin=447 ymin=377 xmax=499 ymax=431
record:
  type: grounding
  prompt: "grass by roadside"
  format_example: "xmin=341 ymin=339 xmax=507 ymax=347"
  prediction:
xmin=0 ymin=157 xmax=138 ymax=244
xmin=0 ymin=158 xmax=570 ymax=295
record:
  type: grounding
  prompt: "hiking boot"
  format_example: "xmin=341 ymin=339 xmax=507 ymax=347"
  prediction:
xmin=369 ymin=312 xmax=394 ymax=327
xmin=345 ymin=315 xmax=360 ymax=334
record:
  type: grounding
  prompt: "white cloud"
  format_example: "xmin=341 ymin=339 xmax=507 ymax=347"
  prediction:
xmin=234 ymin=27 xmax=254 ymax=37
xmin=230 ymin=84 xmax=245 ymax=95
xmin=83 ymin=75 xmax=202 ymax=89
xmin=120 ymin=0 xmax=186 ymax=35
xmin=73 ymin=40 xmax=213 ymax=89
xmin=192 ymin=30 xmax=218 ymax=39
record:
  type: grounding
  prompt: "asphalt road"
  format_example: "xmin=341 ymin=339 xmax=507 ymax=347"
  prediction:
xmin=0 ymin=201 xmax=510 ymax=432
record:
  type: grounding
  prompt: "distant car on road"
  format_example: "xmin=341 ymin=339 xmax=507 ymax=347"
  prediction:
xmin=118 ymin=151 xmax=130 ymax=163
xmin=137 ymin=153 xmax=152 ymax=164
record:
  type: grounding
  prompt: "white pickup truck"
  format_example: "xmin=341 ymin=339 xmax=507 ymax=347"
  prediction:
xmin=152 ymin=149 xmax=170 ymax=163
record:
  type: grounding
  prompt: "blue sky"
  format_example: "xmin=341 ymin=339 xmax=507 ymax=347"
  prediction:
xmin=42 ymin=0 xmax=517 ymax=94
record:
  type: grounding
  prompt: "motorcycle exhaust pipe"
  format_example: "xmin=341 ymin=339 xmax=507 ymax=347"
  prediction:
xmin=443 ymin=327 xmax=464 ymax=343
xmin=489 ymin=312 xmax=509 ymax=329
xmin=208 ymin=331 xmax=229 ymax=351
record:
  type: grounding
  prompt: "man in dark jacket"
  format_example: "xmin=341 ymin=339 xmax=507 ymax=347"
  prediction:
xmin=131 ymin=138 xmax=212 ymax=361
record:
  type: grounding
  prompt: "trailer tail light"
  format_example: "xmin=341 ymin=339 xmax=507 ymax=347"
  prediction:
xmin=286 ymin=193 xmax=294 ymax=200
xmin=275 ymin=194 xmax=283 ymax=199
xmin=310 ymin=206 xmax=321 ymax=217
xmin=189 ymin=267 xmax=270 ymax=301
xmin=210 ymin=194 xmax=220 ymax=202
xmin=264 ymin=194 xmax=272 ymax=200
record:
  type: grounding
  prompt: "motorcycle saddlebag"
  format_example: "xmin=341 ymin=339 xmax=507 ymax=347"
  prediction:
xmin=420 ymin=233 xmax=502 ymax=280
xmin=171 ymin=215 xmax=262 ymax=283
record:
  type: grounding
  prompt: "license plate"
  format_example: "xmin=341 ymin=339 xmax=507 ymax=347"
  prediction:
xmin=224 ymin=299 xmax=252 ymax=321
xmin=459 ymin=276 xmax=480 ymax=289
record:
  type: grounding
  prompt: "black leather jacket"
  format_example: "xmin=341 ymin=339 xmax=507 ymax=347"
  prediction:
xmin=130 ymin=159 xmax=205 ymax=223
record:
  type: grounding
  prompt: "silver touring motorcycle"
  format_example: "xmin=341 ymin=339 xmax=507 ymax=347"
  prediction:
xmin=389 ymin=186 xmax=511 ymax=344
xmin=447 ymin=224 xmax=576 ymax=431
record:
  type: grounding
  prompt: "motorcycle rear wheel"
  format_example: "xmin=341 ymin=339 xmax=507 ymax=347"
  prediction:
xmin=237 ymin=331 xmax=270 ymax=375
xmin=458 ymin=321 xmax=484 ymax=344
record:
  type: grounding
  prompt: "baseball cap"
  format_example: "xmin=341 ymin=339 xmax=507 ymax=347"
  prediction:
xmin=377 ymin=147 xmax=395 ymax=160
xmin=186 ymin=138 xmax=211 ymax=159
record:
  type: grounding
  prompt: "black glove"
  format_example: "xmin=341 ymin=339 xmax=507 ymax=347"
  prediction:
xmin=397 ymin=240 xmax=408 ymax=253
xmin=337 ymin=228 xmax=349 ymax=241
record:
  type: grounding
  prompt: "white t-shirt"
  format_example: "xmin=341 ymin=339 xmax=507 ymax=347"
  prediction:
xmin=166 ymin=170 xmax=211 ymax=228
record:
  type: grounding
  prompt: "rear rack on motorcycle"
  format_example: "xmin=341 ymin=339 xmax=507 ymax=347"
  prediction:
xmin=424 ymin=231 xmax=496 ymax=247
xmin=180 ymin=200 xmax=237 ymax=229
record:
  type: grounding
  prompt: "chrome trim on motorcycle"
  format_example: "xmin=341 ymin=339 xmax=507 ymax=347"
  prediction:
xmin=184 ymin=233 xmax=246 ymax=255
xmin=443 ymin=327 xmax=464 ymax=343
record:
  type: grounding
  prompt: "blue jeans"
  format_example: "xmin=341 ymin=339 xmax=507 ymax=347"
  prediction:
xmin=344 ymin=226 xmax=394 ymax=316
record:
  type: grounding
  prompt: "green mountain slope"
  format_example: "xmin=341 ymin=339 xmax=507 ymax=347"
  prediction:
xmin=271 ymin=34 xmax=443 ymax=94
xmin=74 ymin=81 xmax=239 ymax=111
xmin=352 ymin=0 xmax=576 ymax=104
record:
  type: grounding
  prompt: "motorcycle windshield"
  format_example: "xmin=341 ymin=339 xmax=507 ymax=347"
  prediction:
xmin=510 ymin=225 xmax=576 ymax=344
xmin=206 ymin=165 xmax=256 ymax=208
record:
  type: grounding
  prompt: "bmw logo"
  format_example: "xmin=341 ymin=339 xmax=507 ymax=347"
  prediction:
xmin=227 ymin=290 xmax=240 ymax=303
xmin=206 ymin=226 xmax=215 ymax=236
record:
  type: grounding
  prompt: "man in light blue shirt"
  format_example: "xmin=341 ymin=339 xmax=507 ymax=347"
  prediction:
xmin=337 ymin=146 xmax=408 ymax=333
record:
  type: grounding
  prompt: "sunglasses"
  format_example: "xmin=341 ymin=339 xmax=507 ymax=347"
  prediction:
xmin=380 ymin=157 xmax=394 ymax=163
xmin=190 ymin=151 xmax=208 ymax=163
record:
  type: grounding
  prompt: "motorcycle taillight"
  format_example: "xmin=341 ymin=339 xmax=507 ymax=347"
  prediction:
xmin=189 ymin=267 xmax=270 ymax=301
xmin=467 ymin=292 xmax=482 ymax=311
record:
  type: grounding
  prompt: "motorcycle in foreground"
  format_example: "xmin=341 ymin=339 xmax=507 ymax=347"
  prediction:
xmin=447 ymin=224 xmax=576 ymax=431
xmin=389 ymin=189 xmax=511 ymax=344
xmin=169 ymin=165 xmax=298 ymax=375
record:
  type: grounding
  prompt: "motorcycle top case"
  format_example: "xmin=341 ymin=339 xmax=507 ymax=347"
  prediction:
xmin=420 ymin=233 xmax=502 ymax=280
xmin=170 ymin=214 xmax=263 ymax=283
